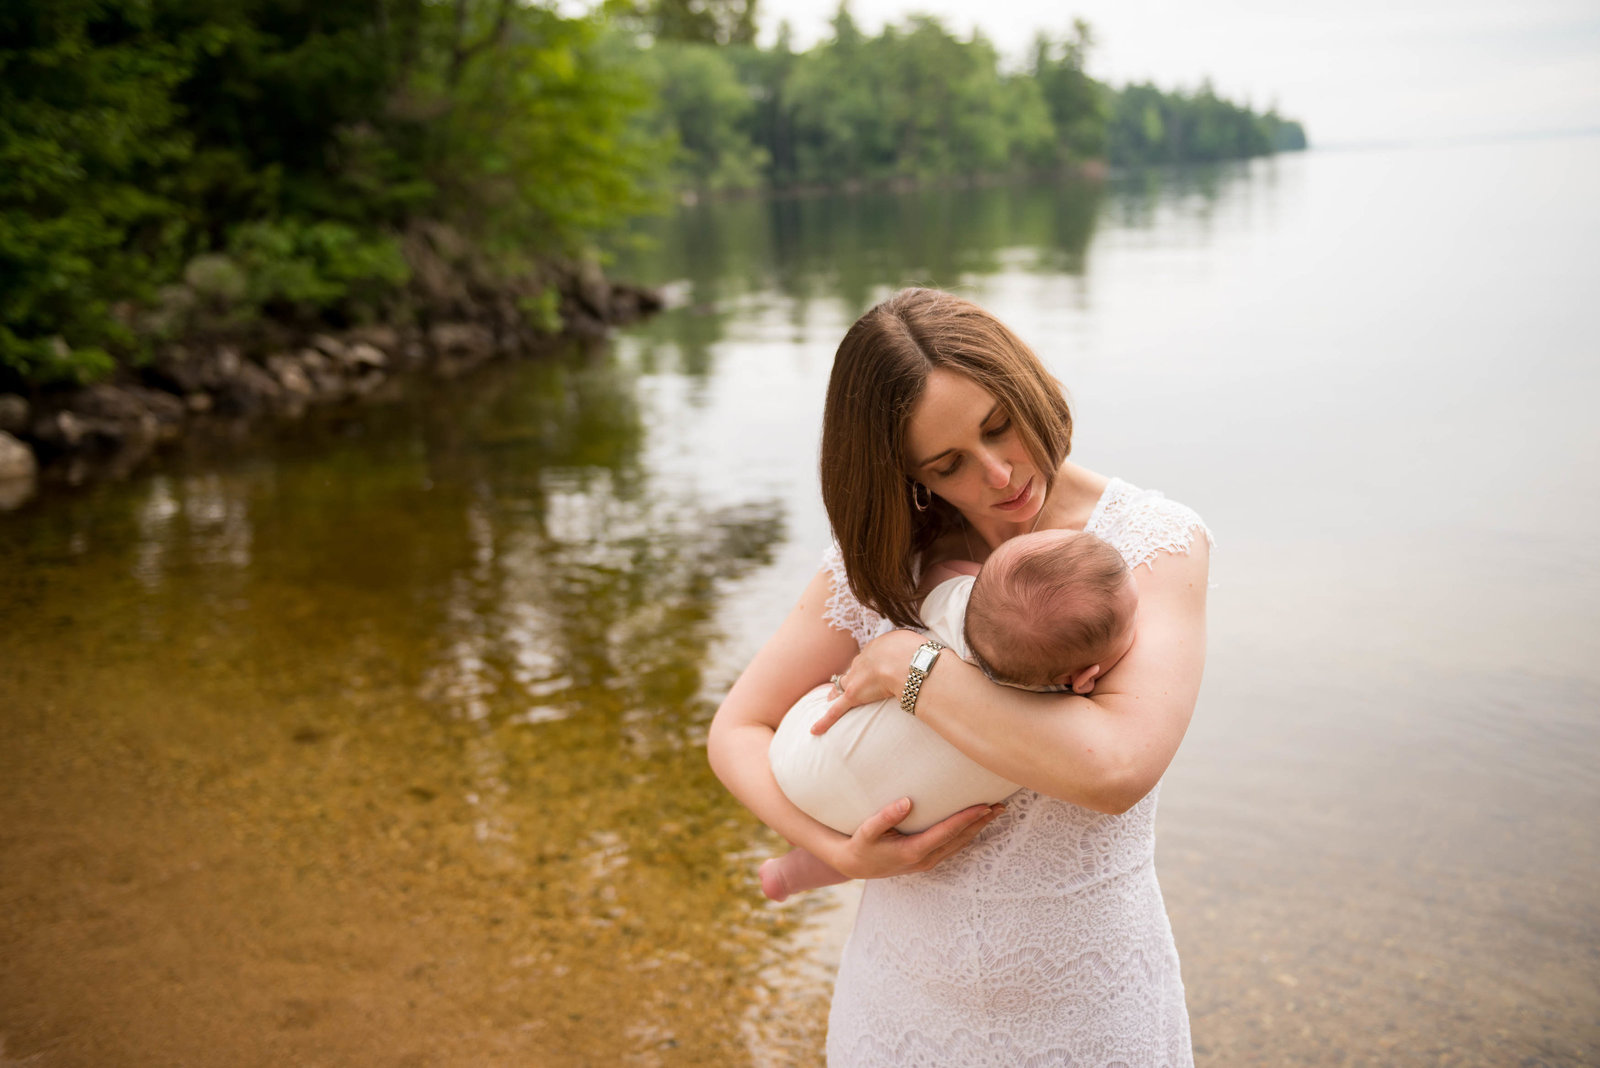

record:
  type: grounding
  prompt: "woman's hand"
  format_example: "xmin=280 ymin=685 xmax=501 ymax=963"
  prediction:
xmin=822 ymin=796 xmax=1006 ymax=880
xmin=812 ymin=629 xmax=926 ymax=734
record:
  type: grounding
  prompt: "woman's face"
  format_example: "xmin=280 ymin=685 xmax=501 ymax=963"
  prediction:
xmin=904 ymin=369 xmax=1045 ymax=529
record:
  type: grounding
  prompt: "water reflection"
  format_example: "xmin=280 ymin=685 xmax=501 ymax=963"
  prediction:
xmin=615 ymin=177 xmax=1108 ymax=375
xmin=0 ymin=341 xmax=816 ymax=1064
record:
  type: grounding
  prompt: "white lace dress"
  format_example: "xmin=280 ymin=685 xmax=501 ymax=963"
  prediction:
xmin=820 ymin=478 xmax=1211 ymax=1068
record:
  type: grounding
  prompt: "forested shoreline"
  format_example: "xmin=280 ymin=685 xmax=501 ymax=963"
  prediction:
xmin=0 ymin=0 xmax=1304 ymax=488
xmin=625 ymin=6 xmax=1306 ymax=193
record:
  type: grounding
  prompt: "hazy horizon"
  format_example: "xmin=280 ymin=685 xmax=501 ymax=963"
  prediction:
xmin=629 ymin=0 xmax=1600 ymax=150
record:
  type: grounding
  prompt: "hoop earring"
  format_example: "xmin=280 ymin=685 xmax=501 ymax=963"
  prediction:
xmin=912 ymin=482 xmax=932 ymax=512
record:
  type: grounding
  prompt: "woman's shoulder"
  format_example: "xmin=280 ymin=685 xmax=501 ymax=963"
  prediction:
xmin=819 ymin=542 xmax=891 ymax=648
xmin=1085 ymin=477 xmax=1214 ymax=572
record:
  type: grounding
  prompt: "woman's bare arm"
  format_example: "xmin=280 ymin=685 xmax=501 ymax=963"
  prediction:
xmin=820 ymin=538 xmax=1209 ymax=815
xmin=706 ymin=566 xmax=1004 ymax=879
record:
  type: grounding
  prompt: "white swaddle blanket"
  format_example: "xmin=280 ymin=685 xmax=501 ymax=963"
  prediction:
xmin=767 ymin=575 xmax=1021 ymax=835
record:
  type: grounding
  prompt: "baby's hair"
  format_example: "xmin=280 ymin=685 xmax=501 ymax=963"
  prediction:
xmin=965 ymin=531 xmax=1131 ymax=688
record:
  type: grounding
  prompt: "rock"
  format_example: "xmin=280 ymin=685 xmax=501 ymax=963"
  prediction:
xmin=428 ymin=322 xmax=495 ymax=358
xmin=149 ymin=344 xmax=206 ymax=393
xmin=0 ymin=394 xmax=29 ymax=435
xmin=572 ymin=260 xmax=613 ymax=322
xmin=308 ymin=366 xmax=349 ymax=400
xmin=346 ymin=325 xmax=400 ymax=353
xmin=343 ymin=342 xmax=387 ymax=370
xmin=559 ymin=298 xmax=608 ymax=339
xmin=61 ymin=383 xmax=161 ymax=448
xmin=148 ymin=344 xmax=243 ymax=395
xmin=0 ymin=430 xmax=38 ymax=481
xmin=212 ymin=345 xmax=242 ymax=379
xmin=122 ymin=385 xmax=186 ymax=433
xmin=84 ymin=382 xmax=186 ymax=443
xmin=310 ymin=333 xmax=348 ymax=360
xmin=266 ymin=353 xmax=315 ymax=397
xmin=419 ymin=220 xmax=470 ymax=262
xmin=404 ymin=222 xmax=474 ymax=313
xmin=297 ymin=347 xmax=331 ymax=374
xmin=607 ymin=283 xmax=664 ymax=326
xmin=0 ymin=472 xmax=35 ymax=511
xmin=185 ymin=392 xmax=213 ymax=413
xmin=70 ymin=382 xmax=151 ymax=423
xmin=213 ymin=359 xmax=285 ymax=416
xmin=32 ymin=410 xmax=88 ymax=450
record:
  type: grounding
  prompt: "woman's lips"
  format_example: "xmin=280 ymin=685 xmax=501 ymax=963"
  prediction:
xmin=996 ymin=478 xmax=1033 ymax=512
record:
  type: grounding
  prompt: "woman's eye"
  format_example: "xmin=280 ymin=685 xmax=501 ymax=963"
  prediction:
xmin=985 ymin=419 xmax=1012 ymax=438
xmin=936 ymin=457 xmax=963 ymax=478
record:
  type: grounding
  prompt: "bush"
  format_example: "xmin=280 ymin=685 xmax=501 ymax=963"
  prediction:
xmin=227 ymin=219 xmax=408 ymax=322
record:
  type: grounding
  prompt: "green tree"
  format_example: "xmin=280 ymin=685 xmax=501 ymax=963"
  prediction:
xmin=1033 ymin=21 xmax=1108 ymax=165
xmin=417 ymin=3 xmax=665 ymax=258
xmin=0 ymin=0 xmax=203 ymax=383
xmin=638 ymin=41 xmax=769 ymax=190
xmin=604 ymin=0 xmax=760 ymax=46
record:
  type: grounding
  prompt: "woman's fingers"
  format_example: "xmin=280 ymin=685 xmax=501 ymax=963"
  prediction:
xmin=812 ymin=687 xmax=861 ymax=734
xmin=854 ymin=796 xmax=913 ymax=840
xmin=812 ymin=630 xmax=926 ymax=733
xmin=832 ymin=800 xmax=1004 ymax=879
xmin=898 ymin=803 xmax=1004 ymax=868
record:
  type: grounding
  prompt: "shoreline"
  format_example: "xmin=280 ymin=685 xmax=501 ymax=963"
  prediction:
xmin=0 ymin=263 xmax=661 ymax=511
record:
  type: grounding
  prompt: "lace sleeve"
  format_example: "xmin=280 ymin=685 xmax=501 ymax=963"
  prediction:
xmin=820 ymin=543 xmax=888 ymax=648
xmin=1088 ymin=479 xmax=1215 ymax=573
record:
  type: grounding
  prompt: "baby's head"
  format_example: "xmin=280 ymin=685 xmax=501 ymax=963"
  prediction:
xmin=964 ymin=529 xmax=1137 ymax=694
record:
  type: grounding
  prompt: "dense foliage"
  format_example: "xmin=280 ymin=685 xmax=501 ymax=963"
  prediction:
xmin=1 ymin=0 xmax=662 ymax=387
xmin=0 ymin=0 xmax=1305 ymax=387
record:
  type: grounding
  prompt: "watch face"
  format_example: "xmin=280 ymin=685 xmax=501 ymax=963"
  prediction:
xmin=911 ymin=645 xmax=940 ymax=673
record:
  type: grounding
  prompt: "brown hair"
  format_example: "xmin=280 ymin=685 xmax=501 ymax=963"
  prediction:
xmin=820 ymin=288 xmax=1074 ymax=627
xmin=964 ymin=531 xmax=1132 ymax=687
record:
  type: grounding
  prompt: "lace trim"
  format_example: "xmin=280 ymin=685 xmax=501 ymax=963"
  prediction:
xmin=820 ymin=542 xmax=888 ymax=648
xmin=1085 ymin=477 xmax=1214 ymax=572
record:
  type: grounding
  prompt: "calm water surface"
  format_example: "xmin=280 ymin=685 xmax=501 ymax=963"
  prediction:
xmin=3 ymin=135 xmax=1597 ymax=1066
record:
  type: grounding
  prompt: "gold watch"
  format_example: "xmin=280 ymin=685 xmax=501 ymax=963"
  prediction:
xmin=901 ymin=640 xmax=945 ymax=716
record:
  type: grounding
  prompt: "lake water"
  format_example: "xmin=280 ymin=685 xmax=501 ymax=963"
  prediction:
xmin=2 ymin=134 xmax=1597 ymax=1065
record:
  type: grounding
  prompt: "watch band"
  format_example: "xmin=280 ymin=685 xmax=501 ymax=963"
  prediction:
xmin=901 ymin=640 xmax=945 ymax=716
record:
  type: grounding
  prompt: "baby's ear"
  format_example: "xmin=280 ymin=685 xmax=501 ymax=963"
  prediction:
xmin=1065 ymin=664 xmax=1101 ymax=694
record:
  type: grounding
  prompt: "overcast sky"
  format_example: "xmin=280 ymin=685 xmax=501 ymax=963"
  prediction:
xmin=750 ymin=0 xmax=1600 ymax=147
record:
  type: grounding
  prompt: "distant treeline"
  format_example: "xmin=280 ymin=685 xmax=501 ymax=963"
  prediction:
xmin=1 ymin=0 xmax=1304 ymax=388
xmin=620 ymin=4 xmax=1307 ymax=190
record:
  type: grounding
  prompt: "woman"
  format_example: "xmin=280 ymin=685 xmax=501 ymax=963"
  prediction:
xmin=707 ymin=288 xmax=1209 ymax=1066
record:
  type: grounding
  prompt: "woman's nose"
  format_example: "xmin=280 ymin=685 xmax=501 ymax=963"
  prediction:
xmin=981 ymin=451 xmax=1010 ymax=487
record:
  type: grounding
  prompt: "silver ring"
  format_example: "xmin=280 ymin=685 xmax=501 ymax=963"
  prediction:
xmin=830 ymin=673 xmax=845 ymax=694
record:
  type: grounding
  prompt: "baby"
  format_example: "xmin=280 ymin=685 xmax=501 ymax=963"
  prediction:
xmin=762 ymin=528 xmax=1139 ymax=901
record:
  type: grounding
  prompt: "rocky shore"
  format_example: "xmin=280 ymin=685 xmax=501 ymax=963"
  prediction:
xmin=0 ymin=258 xmax=661 ymax=510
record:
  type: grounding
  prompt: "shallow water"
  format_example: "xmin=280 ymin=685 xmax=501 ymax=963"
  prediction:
xmin=4 ymin=135 xmax=1599 ymax=1065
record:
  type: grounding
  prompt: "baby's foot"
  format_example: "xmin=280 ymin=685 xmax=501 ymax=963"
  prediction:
xmin=759 ymin=858 xmax=792 ymax=903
